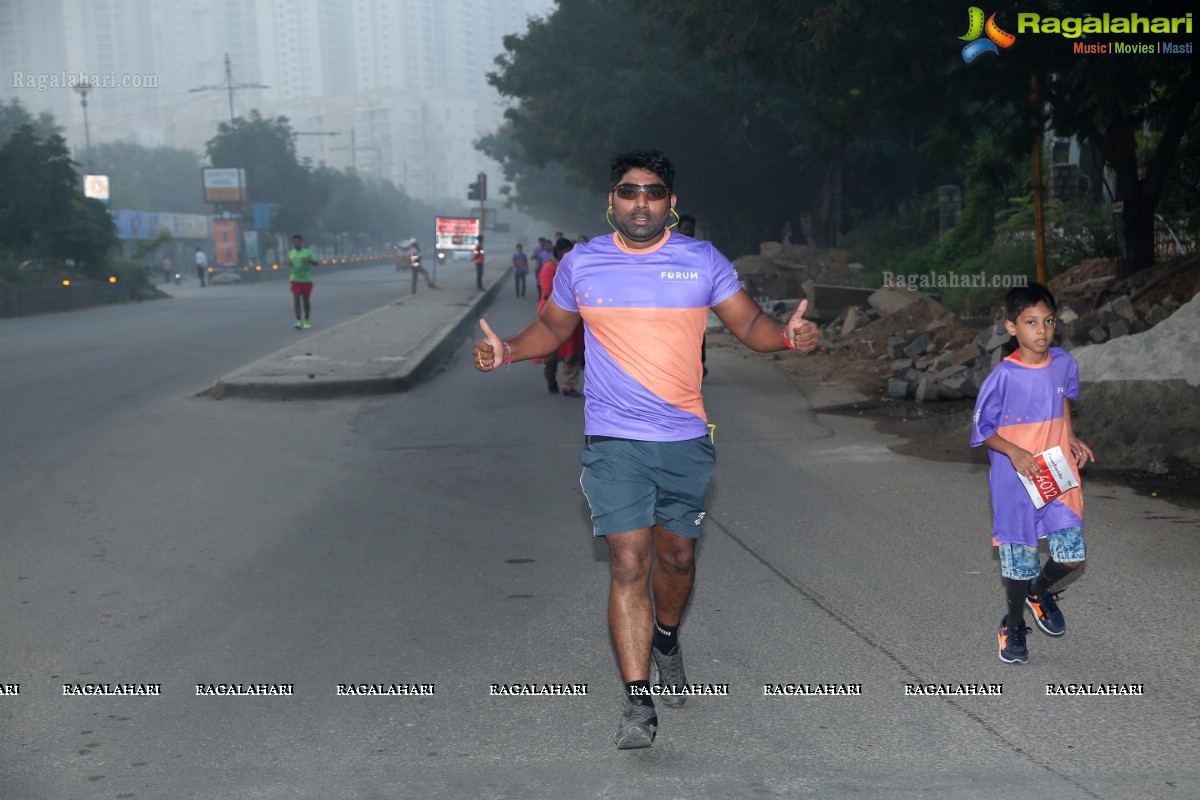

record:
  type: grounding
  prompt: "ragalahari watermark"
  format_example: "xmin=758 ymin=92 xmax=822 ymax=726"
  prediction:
xmin=882 ymin=271 xmax=1029 ymax=291
xmin=12 ymin=71 xmax=159 ymax=92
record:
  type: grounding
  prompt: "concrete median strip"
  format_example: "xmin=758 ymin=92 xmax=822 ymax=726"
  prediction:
xmin=204 ymin=269 xmax=509 ymax=400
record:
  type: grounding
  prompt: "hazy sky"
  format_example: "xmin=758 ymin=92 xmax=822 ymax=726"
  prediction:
xmin=1 ymin=0 xmax=558 ymax=202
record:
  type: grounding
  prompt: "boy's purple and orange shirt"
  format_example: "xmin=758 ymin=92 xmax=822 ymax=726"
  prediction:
xmin=970 ymin=347 xmax=1084 ymax=547
xmin=552 ymin=231 xmax=742 ymax=441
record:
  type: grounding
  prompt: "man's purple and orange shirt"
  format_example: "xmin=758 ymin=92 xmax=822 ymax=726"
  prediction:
xmin=552 ymin=231 xmax=742 ymax=442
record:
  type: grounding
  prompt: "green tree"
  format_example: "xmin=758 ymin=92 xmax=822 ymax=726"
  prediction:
xmin=645 ymin=0 xmax=1198 ymax=274
xmin=476 ymin=124 xmax=599 ymax=235
xmin=38 ymin=194 xmax=121 ymax=277
xmin=0 ymin=99 xmax=61 ymax=144
xmin=483 ymin=0 xmax=954 ymax=253
xmin=314 ymin=167 xmax=372 ymax=240
xmin=90 ymin=141 xmax=208 ymax=213
xmin=0 ymin=123 xmax=119 ymax=279
xmin=0 ymin=125 xmax=76 ymax=254
xmin=205 ymin=110 xmax=318 ymax=233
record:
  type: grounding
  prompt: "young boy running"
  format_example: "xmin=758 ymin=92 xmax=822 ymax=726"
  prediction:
xmin=970 ymin=283 xmax=1095 ymax=663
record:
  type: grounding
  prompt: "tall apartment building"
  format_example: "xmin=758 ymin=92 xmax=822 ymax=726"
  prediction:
xmin=1 ymin=0 xmax=553 ymax=201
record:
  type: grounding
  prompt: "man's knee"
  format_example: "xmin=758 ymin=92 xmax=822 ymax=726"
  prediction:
xmin=654 ymin=529 xmax=695 ymax=574
xmin=608 ymin=536 xmax=652 ymax=585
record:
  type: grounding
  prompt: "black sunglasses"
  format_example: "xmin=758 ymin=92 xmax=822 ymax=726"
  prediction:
xmin=612 ymin=183 xmax=670 ymax=201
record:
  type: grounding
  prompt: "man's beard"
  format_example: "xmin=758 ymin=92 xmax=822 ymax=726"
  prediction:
xmin=614 ymin=209 xmax=667 ymax=243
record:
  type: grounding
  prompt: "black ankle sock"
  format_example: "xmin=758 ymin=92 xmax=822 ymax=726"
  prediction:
xmin=1004 ymin=578 xmax=1030 ymax=628
xmin=625 ymin=680 xmax=654 ymax=708
xmin=652 ymin=619 xmax=679 ymax=653
xmin=1031 ymin=560 xmax=1074 ymax=596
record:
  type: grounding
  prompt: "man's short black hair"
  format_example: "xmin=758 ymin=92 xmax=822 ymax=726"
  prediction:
xmin=1005 ymin=282 xmax=1057 ymax=320
xmin=678 ymin=214 xmax=696 ymax=226
xmin=292 ymin=234 xmax=302 ymax=240
xmin=610 ymin=149 xmax=675 ymax=192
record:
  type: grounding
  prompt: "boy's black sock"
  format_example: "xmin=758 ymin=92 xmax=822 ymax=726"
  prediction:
xmin=1004 ymin=578 xmax=1030 ymax=627
xmin=1031 ymin=560 xmax=1075 ymax=596
xmin=652 ymin=619 xmax=679 ymax=654
xmin=625 ymin=680 xmax=654 ymax=708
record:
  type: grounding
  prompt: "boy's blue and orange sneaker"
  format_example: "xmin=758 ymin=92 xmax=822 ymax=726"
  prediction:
xmin=1026 ymin=589 xmax=1066 ymax=636
xmin=998 ymin=615 xmax=1030 ymax=664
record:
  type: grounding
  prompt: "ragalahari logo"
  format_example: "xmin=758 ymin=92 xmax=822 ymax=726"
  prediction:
xmin=960 ymin=7 xmax=1017 ymax=62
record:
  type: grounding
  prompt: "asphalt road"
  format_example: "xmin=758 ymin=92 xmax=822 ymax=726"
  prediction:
xmin=1 ymin=272 xmax=1197 ymax=799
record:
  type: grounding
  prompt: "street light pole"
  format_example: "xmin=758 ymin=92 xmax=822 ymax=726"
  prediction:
xmin=73 ymin=80 xmax=93 ymax=172
xmin=332 ymin=129 xmax=358 ymax=172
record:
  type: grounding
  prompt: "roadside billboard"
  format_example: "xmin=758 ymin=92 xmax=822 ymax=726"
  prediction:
xmin=84 ymin=175 xmax=109 ymax=207
xmin=434 ymin=216 xmax=480 ymax=251
xmin=213 ymin=219 xmax=240 ymax=266
xmin=202 ymin=168 xmax=246 ymax=203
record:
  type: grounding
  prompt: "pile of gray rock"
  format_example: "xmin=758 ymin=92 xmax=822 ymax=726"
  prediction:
xmin=1052 ymin=291 xmax=1180 ymax=349
xmin=884 ymin=330 xmax=993 ymax=403
xmin=822 ymin=282 xmax=1196 ymax=404
xmin=814 ymin=287 xmax=997 ymax=403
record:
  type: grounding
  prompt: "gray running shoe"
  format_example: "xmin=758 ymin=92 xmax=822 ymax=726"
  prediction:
xmin=652 ymin=645 xmax=687 ymax=708
xmin=615 ymin=702 xmax=657 ymax=750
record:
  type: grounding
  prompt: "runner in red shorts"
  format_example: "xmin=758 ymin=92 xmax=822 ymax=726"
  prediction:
xmin=288 ymin=234 xmax=318 ymax=329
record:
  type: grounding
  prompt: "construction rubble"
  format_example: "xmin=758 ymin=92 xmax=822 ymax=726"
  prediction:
xmin=731 ymin=244 xmax=1200 ymax=474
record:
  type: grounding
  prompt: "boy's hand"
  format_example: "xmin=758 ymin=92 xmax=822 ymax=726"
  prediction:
xmin=1007 ymin=447 xmax=1040 ymax=480
xmin=1069 ymin=436 xmax=1094 ymax=469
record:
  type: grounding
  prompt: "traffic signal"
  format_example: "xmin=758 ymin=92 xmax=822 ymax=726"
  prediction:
xmin=468 ymin=173 xmax=487 ymax=201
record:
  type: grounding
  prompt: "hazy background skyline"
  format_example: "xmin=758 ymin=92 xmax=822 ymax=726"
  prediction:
xmin=0 ymin=0 xmax=556 ymax=207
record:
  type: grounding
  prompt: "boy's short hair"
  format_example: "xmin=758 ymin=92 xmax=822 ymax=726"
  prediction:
xmin=1005 ymin=282 xmax=1057 ymax=320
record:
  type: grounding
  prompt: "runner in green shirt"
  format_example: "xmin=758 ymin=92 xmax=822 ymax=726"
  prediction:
xmin=288 ymin=234 xmax=318 ymax=329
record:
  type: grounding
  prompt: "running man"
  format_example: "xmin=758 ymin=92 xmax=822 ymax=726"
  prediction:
xmin=288 ymin=234 xmax=318 ymax=329
xmin=472 ymin=149 xmax=819 ymax=750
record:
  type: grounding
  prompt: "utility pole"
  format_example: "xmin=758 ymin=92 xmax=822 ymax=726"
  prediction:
xmin=188 ymin=54 xmax=268 ymax=272
xmin=189 ymin=53 xmax=268 ymax=126
xmin=295 ymin=130 xmax=340 ymax=167
xmin=72 ymin=80 xmax=94 ymax=172
xmin=360 ymin=145 xmax=383 ymax=180
xmin=1030 ymin=71 xmax=1048 ymax=285
xmin=332 ymin=129 xmax=358 ymax=172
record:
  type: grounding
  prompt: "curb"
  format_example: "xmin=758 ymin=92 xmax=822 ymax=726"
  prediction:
xmin=204 ymin=269 xmax=509 ymax=400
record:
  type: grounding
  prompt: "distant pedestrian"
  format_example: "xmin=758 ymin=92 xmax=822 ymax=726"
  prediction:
xmin=534 ymin=242 xmax=562 ymax=393
xmin=512 ymin=243 xmax=529 ymax=298
xmin=406 ymin=240 xmax=436 ymax=293
xmin=194 ymin=248 xmax=207 ymax=287
xmin=971 ymin=283 xmax=1094 ymax=665
xmin=533 ymin=237 xmax=554 ymax=280
xmin=529 ymin=239 xmax=544 ymax=280
xmin=534 ymin=239 xmax=585 ymax=396
xmin=473 ymin=235 xmax=485 ymax=290
xmin=288 ymin=234 xmax=318 ymax=329
xmin=160 ymin=256 xmax=173 ymax=284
